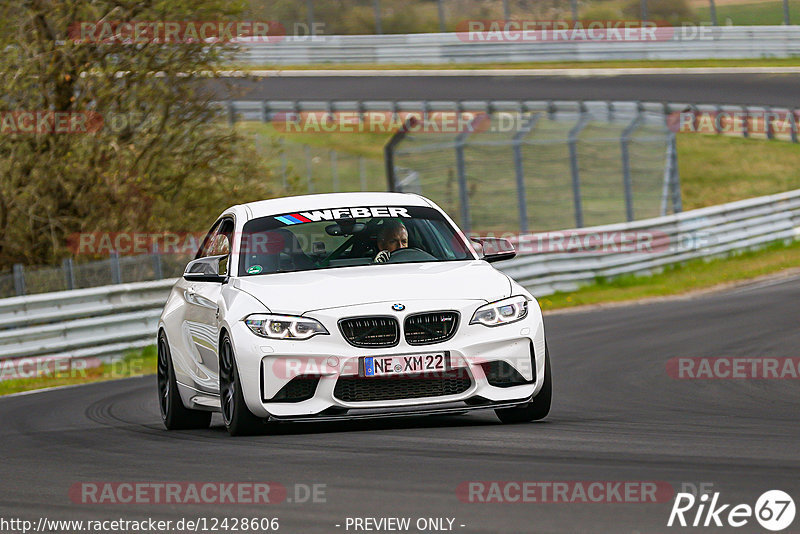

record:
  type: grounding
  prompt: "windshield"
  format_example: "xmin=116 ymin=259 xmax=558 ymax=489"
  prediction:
xmin=238 ymin=205 xmax=474 ymax=276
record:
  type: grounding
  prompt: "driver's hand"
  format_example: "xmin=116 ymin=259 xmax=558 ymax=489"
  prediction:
xmin=374 ymin=250 xmax=391 ymax=263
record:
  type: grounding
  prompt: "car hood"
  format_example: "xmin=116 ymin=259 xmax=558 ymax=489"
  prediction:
xmin=233 ymin=260 xmax=511 ymax=315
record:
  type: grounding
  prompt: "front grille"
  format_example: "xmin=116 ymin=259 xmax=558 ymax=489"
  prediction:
xmin=404 ymin=311 xmax=459 ymax=345
xmin=339 ymin=316 xmax=399 ymax=348
xmin=334 ymin=369 xmax=472 ymax=402
xmin=264 ymin=375 xmax=320 ymax=402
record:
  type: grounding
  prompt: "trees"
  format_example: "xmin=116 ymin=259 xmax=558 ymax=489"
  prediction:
xmin=0 ymin=0 xmax=278 ymax=267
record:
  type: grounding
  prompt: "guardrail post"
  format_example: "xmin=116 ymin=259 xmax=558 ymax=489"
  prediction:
xmin=62 ymin=258 xmax=75 ymax=290
xmin=503 ymin=0 xmax=510 ymax=20
xmin=13 ymin=264 xmax=26 ymax=296
xmin=570 ymin=0 xmax=578 ymax=21
xmin=110 ymin=252 xmax=122 ymax=284
xmin=670 ymin=135 xmax=683 ymax=213
xmin=790 ymin=110 xmax=798 ymax=143
xmin=568 ymin=106 xmax=589 ymax=228
xmin=765 ymin=106 xmax=775 ymax=140
xmin=709 ymin=0 xmax=718 ymax=25
xmin=640 ymin=0 xmax=648 ymax=21
xmin=151 ymin=243 xmax=163 ymax=280
xmin=742 ymin=106 xmax=749 ymax=139
xmin=437 ymin=0 xmax=445 ymax=32
xmin=260 ymin=101 xmax=270 ymax=123
xmin=783 ymin=0 xmax=791 ymax=25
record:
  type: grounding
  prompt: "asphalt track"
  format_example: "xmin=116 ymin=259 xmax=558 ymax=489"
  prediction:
xmin=3 ymin=275 xmax=799 ymax=533
xmin=216 ymin=72 xmax=800 ymax=106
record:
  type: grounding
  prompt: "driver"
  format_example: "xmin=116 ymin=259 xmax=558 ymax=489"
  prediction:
xmin=374 ymin=220 xmax=408 ymax=263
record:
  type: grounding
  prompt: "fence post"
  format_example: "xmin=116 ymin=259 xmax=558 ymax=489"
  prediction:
xmin=570 ymin=0 xmax=578 ymax=20
xmin=620 ymin=108 xmax=643 ymax=222
xmin=640 ymin=0 xmax=648 ymax=21
xmin=330 ymin=150 xmax=339 ymax=192
xmin=437 ymin=0 xmax=446 ymax=32
xmin=670 ymin=134 xmax=683 ymax=213
xmin=359 ymin=156 xmax=367 ymax=191
xmin=110 ymin=252 xmax=122 ymax=284
xmin=790 ymin=109 xmax=798 ymax=143
xmin=503 ymin=0 xmax=510 ymax=20
xmin=304 ymin=144 xmax=314 ymax=193
xmin=227 ymin=101 xmax=236 ymax=126
xmin=13 ymin=264 xmax=26 ymax=296
xmin=568 ymin=108 xmax=589 ymax=228
xmin=454 ymin=139 xmax=471 ymax=233
xmin=152 ymin=243 xmax=163 ymax=280
xmin=384 ymin=117 xmax=418 ymax=192
xmin=512 ymin=114 xmax=541 ymax=233
xmin=62 ymin=258 xmax=75 ymax=290
xmin=374 ymin=0 xmax=382 ymax=34
xmin=783 ymin=0 xmax=791 ymax=25
xmin=307 ymin=0 xmax=316 ymax=36
xmin=709 ymin=0 xmax=718 ymax=25
xmin=765 ymin=106 xmax=775 ymax=140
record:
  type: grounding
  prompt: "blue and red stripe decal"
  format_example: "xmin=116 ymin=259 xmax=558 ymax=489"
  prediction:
xmin=274 ymin=213 xmax=311 ymax=225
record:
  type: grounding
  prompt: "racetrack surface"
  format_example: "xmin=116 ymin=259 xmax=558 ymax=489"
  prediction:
xmin=215 ymin=73 xmax=800 ymax=107
xmin=2 ymin=276 xmax=799 ymax=533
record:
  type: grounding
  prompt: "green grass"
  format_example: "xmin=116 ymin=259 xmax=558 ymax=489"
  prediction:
xmin=539 ymin=238 xmax=800 ymax=311
xmin=696 ymin=1 xmax=800 ymax=25
xmin=678 ymin=134 xmax=800 ymax=210
xmin=0 ymin=346 xmax=157 ymax=396
xmin=234 ymin=57 xmax=800 ymax=71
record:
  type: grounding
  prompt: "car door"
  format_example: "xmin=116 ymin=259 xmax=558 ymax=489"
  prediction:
xmin=182 ymin=218 xmax=234 ymax=393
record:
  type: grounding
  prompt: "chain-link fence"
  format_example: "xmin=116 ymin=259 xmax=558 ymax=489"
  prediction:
xmin=253 ymin=134 xmax=387 ymax=194
xmin=0 ymin=252 xmax=192 ymax=299
xmin=389 ymin=101 xmax=680 ymax=233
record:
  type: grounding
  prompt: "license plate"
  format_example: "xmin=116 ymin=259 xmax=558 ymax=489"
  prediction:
xmin=363 ymin=352 xmax=448 ymax=377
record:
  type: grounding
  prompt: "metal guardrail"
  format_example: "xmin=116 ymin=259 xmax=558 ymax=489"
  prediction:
xmin=238 ymin=26 xmax=800 ymax=64
xmin=1 ymin=187 xmax=799 ymax=370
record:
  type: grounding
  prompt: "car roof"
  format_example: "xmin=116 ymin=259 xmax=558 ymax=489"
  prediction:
xmin=239 ymin=192 xmax=434 ymax=220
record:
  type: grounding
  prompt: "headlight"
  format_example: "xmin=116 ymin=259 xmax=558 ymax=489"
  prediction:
xmin=470 ymin=296 xmax=529 ymax=327
xmin=244 ymin=314 xmax=329 ymax=340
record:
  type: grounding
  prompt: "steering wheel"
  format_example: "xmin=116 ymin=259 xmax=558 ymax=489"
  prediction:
xmin=385 ymin=247 xmax=437 ymax=263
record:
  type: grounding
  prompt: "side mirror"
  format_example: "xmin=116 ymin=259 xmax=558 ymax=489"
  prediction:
xmin=471 ymin=237 xmax=516 ymax=263
xmin=183 ymin=254 xmax=228 ymax=283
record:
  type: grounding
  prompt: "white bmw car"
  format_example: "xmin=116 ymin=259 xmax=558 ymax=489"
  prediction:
xmin=157 ymin=192 xmax=551 ymax=435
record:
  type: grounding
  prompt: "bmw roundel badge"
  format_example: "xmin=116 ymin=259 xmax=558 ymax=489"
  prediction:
xmin=392 ymin=303 xmax=405 ymax=311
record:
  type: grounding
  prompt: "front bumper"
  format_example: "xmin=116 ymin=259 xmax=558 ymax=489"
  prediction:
xmin=229 ymin=299 xmax=546 ymax=419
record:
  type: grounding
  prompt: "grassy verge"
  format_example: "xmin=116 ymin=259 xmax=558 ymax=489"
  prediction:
xmin=696 ymin=1 xmax=800 ymax=25
xmin=0 ymin=346 xmax=157 ymax=397
xmin=538 ymin=238 xmax=800 ymax=311
xmin=233 ymin=58 xmax=800 ymax=71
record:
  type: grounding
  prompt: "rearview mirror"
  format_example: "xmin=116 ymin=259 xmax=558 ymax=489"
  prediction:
xmin=471 ymin=237 xmax=516 ymax=263
xmin=183 ymin=254 xmax=228 ymax=283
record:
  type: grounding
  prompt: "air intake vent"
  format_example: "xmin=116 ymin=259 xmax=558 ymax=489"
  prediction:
xmin=334 ymin=369 xmax=472 ymax=402
xmin=339 ymin=316 xmax=400 ymax=348
xmin=404 ymin=311 xmax=459 ymax=345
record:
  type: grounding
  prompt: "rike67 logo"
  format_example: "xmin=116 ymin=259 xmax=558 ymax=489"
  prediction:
xmin=668 ymin=490 xmax=795 ymax=531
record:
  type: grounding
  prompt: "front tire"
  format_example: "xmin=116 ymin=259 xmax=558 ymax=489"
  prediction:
xmin=157 ymin=333 xmax=212 ymax=430
xmin=219 ymin=333 xmax=265 ymax=436
xmin=495 ymin=343 xmax=552 ymax=424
